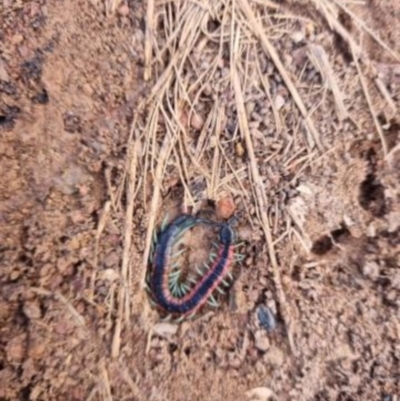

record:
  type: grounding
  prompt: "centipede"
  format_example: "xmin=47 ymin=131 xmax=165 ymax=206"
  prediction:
xmin=146 ymin=213 xmax=242 ymax=321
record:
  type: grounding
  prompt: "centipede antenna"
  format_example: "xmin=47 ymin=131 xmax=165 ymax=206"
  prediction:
xmin=211 ymin=241 xmax=219 ymax=248
xmin=207 ymin=294 xmax=219 ymax=308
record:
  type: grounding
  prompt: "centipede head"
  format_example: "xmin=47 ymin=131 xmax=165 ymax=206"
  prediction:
xmin=219 ymin=224 xmax=235 ymax=245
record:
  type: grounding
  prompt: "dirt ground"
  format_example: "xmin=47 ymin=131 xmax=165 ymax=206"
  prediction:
xmin=0 ymin=0 xmax=399 ymax=400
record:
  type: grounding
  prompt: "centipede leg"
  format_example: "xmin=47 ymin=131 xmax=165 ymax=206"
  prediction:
xmin=175 ymin=314 xmax=186 ymax=323
xmin=161 ymin=314 xmax=172 ymax=322
xmin=221 ymin=278 xmax=230 ymax=286
xmin=215 ymin=286 xmax=225 ymax=295
xmin=195 ymin=264 xmax=204 ymax=276
xmin=160 ymin=214 xmax=170 ymax=231
xmin=171 ymin=248 xmax=186 ymax=260
xmin=207 ymin=294 xmax=219 ymax=308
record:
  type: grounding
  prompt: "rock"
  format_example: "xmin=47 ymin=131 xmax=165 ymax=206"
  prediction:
xmin=274 ymin=94 xmax=285 ymax=111
xmin=6 ymin=335 xmax=26 ymax=362
xmin=235 ymin=142 xmax=245 ymax=157
xmin=190 ymin=113 xmax=204 ymax=130
xmin=362 ymin=261 xmax=380 ymax=280
xmin=118 ymin=4 xmax=129 ymax=16
xmin=0 ymin=58 xmax=9 ymax=82
xmin=254 ymin=330 xmax=270 ymax=352
xmin=216 ymin=195 xmax=236 ymax=219
xmin=263 ymin=345 xmax=284 ymax=367
xmin=256 ymin=305 xmax=276 ymax=332
xmin=23 ymin=301 xmax=41 ymax=319
xmin=104 ymin=251 xmax=120 ymax=268
xmin=152 ymin=323 xmax=178 ymax=338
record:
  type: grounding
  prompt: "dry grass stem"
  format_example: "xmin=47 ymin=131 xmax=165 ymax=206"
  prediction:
xmin=232 ymin=64 xmax=297 ymax=355
xmin=351 ymin=44 xmax=388 ymax=156
xmin=144 ymin=0 xmax=155 ymax=81
xmin=111 ymin=139 xmax=139 ymax=358
xmin=307 ymin=44 xmax=349 ymax=121
xmin=238 ymin=0 xmax=323 ymax=150
xmin=91 ymin=200 xmax=111 ymax=299
xmin=30 ymin=287 xmax=86 ymax=327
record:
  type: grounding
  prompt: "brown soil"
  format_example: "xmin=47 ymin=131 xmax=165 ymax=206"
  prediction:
xmin=0 ymin=1 xmax=399 ymax=401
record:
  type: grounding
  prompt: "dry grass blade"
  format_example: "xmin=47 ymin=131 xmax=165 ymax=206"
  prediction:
xmin=144 ymin=0 xmax=155 ymax=80
xmin=350 ymin=44 xmax=388 ymax=156
xmin=104 ymin=0 xmax=122 ymax=16
xmin=91 ymin=200 xmax=111 ymax=299
xmin=307 ymin=44 xmax=349 ymax=121
xmin=237 ymin=0 xmax=323 ymax=150
xmin=111 ymin=139 xmax=139 ymax=358
xmin=312 ymin=0 xmax=361 ymax=57
xmin=141 ymin=133 xmax=175 ymax=287
xmin=232 ymin=64 xmax=297 ymax=356
xmin=30 ymin=287 xmax=86 ymax=327
xmin=330 ymin=0 xmax=400 ymax=62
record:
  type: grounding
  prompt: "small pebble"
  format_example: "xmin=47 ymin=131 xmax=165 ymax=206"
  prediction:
xmin=235 ymin=142 xmax=245 ymax=157
xmin=118 ymin=4 xmax=129 ymax=16
xmin=190 ymin=113 xmax=204 ymax=130
xmin=362 ymin=261 xmax=380 ymax=280
xmin=153 ymin=323 xmax=178 ymax=338
xmin=23 ymin=301 xmax=41 ymax=320
xmin=216 ymin=195 xmax=236 ymax=219
xmin=274 ymin=94 xmax=285 ymax=111
xmin=254 ymin=330 xmax=270 ymax=352
xmin=256 ymin=305 xmax=276 ymax=332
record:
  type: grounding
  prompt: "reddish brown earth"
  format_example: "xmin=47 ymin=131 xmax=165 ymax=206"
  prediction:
xmin=0 ymin=1 xmax=399 ymax=401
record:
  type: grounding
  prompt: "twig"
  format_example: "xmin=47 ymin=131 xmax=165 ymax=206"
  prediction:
xmin=141 ymin=134 xmax=175 ymax=286
xmin=232 ymin=64 xmax=298 ymax=356
xmin=351 ymin=43 xmax=388 ymax=156
xmin=111 ymin=139 xmax=139 ymax=358
xmin=307 ymin=43 xmax=349 ymax=121
xmin=237 ymin=0 xmax=323 ymax=150
xmin=144 ymin=0 xmax=155 ymax=81
xmin=30 ymin=287 xmax=86 ymax=327
xmin=330 ymin=0 xmax=400 ymax=62
xmin=91 ymin=200 xmax=111 ymax=299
